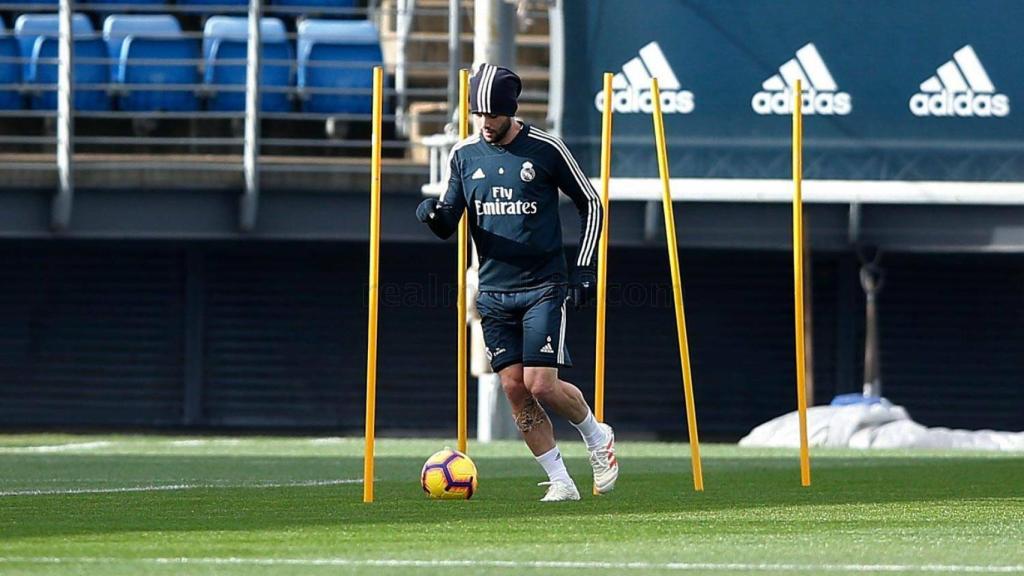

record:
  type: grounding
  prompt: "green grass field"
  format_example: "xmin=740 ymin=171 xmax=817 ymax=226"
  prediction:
xmin=1 ymin=434 xmax=1022 ymax=575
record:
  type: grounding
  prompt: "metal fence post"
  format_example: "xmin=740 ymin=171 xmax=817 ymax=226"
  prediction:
xmin=395 ymin=0 xmax=414 ymax=136
xmin=546 ymin=0 xmax=564 ymax=134
xmin=447 ymin=0 xmax=461 ymax=121
xmin=240 ymin=0 xmax=262 ymax=232
xmin=54 ymin=0 xmax=75 ymax=231
xmin=473 ymin=0 xmax=516 ymax=68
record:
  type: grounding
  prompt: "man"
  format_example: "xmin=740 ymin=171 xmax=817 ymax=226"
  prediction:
xmin=416 ymin=63 xmax=617 ymax=501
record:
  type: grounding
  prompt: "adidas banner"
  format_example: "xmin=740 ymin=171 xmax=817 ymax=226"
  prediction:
xmin=560 ymin=0 xmax=1024 ymax=182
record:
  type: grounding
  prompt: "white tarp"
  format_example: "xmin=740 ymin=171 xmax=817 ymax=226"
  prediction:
xmin=739 ymin=401 xmax=1024 ymax=451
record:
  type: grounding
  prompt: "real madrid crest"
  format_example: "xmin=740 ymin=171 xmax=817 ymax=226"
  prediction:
xmin=520 ymin=161 xmax=535 ymax=183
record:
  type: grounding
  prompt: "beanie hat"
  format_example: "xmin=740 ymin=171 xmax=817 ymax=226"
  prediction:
xmin=469 ymin=63 xmax=522 ymax=117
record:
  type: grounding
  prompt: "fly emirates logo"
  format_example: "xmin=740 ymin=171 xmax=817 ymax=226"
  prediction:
xmin=475 ymin=186 xmax=538 ymax=216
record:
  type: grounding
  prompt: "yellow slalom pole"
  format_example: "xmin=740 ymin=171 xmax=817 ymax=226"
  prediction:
xmin=363 ymin=65 xmax=384 ymax=503
xmin=457 ymin=68 xmax=470 ymax=455
xmin=595 ymin=71 xmax=613 ymax=423
xmin=593 ymin=71 xmax=613 ymax=496
xmin=650 ymin=78 xmax=704 ymax=492
xmin=792 ymin=79 xmax=812 ymax=487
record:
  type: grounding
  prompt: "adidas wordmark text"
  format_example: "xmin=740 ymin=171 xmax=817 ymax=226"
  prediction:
xmin=593 ymin=42 xmax=695 ymax=114
xmin=909 ymin=45 xmax=1009 ymax=118
xmin=752 ymin=43 xmax=851 ymax=116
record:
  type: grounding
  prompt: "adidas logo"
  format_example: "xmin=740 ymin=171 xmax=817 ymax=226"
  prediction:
xmin=594 ymin=42 xmax=695 ymax=114
xmin=539 ymin=336 xmax=554 ymax=354
xmin=471 ymin=168 xmax=485 ymax=180
xmin=752 ymin=43 xmax=851 ymax=116
xmin=909 ymin=45 xmax=1009 ymax=118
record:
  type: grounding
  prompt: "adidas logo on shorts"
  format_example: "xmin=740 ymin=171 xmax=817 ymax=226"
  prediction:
xmin=540 ymin=336 xmax=554 ymax=354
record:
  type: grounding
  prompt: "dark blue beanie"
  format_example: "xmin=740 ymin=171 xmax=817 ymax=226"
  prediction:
xmin=469 ymin=63 xmax=522 ymax=117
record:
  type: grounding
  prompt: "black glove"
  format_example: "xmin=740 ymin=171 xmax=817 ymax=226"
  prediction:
xmin=417 ymin=197 xmax=461 ymax=239
xmin=416 ymin=198 xmax=439 ymax=223
xmin=567 ymin=267 xmax=597 ymax=310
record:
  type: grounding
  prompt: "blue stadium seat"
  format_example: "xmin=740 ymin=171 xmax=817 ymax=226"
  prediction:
xmin=89 ymin=0 xmax=168 ymax=4
xmin=202 ymin=15 xmax=286 ymax=56
xmin=103 ymin=15 xmax=181 ymax=77
xmin=203 ymin=16 xmax=292 ymax=112
xmin=297 ymin=20 xmax=381 ymax=114
xmin=88 ymin=0 xmax=169 ymax=20
xmin=117 ymin=36 xmax=200 ymax=111
xmin=101 ymin=15 xmax=198 ymax=111
xmin=0 ymin=34 xmax=21 ymax=110
xmin=14 ymin=13 xmax=94 ymax=79
xmin=270 ymin=0 xmax=357 ymax=8
xmin=26 ymin=37 xmax=110 ymax=110
xmin=14 ymin=15 xmax=109 ymax=111
xmin=175 ymin=0 xmax=247 ymax=12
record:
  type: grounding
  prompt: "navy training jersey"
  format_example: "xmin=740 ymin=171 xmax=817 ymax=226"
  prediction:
xmin=440 ymin=123 xmax=603 ymax=291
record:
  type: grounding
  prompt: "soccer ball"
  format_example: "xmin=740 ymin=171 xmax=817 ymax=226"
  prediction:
xmin=421 ymin=448 xmax=478 ymax=500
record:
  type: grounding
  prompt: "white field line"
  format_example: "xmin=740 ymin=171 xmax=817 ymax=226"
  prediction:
xmin=309 ymin=437 xmax=348 ymax=444
xmin=170 ymin=439 xmax=302 ymax=447
xmin=0 ymin=441 xmax=112 ymax=454
xmin=168 ymin=439 xmax=242 ymax=447
xmin=0 ymin=557 xmax=1021 ymax=573
xmin=0 ymin=479 xmax=362 ymax=497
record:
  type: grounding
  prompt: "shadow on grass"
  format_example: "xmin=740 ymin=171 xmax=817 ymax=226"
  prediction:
xmin=1 ymin=453 xmax=1021 ymax=539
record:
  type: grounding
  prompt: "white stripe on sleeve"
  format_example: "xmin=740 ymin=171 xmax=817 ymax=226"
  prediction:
xmin=527 ymin=129 xmax=601 ymax=267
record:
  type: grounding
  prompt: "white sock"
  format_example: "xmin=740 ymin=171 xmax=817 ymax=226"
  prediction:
xmin=535 ymin=446 xmax=573 ymax=485
xmin=571 ymin=410 xmax=607 ymax=451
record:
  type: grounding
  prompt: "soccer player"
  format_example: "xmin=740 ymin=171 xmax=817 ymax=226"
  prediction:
xmin=416 ymin=64 xmax=617 ymax=501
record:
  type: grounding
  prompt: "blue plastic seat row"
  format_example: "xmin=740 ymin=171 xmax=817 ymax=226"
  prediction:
xmin=10 ymin=0 xmax=358 ymax=7
xmin=1 ymin=14 xmax=381 ymax=113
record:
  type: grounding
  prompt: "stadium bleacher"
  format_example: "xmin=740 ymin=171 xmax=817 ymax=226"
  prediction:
xmin=271 ymin=0 xmax=358 ymax=8
xmin=104 ymin=14 xmax=199 ymax=111
xmin=0 ymin=1 xmax=382 ymax=115
xmin=103 ymin=15 xmax=183 ymax=68
xmin=176 ymin=0 xmax=249 ymax=9
xmin=13 ymin=13 xmax=93 ymax=65
xmin=203 ymin=15 xmax=292 ymax=112
xmin=15 ymin=13 xmax=110 ymax=110
xmin=297 ymin=18 xmax=380 ymax=114
xmin=88 ymin=0 xmax=170 ymax=5
xmin=29 ymin=34 xmax=109 ymax=110
xmin=119 ymin=35 xmax=201 ymax=111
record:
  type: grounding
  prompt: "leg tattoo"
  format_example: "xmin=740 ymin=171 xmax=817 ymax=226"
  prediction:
xmin=514 ymin=397 xmax=549 ymax=433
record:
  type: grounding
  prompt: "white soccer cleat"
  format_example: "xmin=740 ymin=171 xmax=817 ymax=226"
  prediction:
xmin=538 ymin=480 xmax=580 ymax=502
xmin=589 ymin=423 xmax=618 ymax=494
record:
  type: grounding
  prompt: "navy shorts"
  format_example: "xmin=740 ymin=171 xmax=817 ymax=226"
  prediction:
xmin=475 ymin=284 xmax=572 ymax=373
